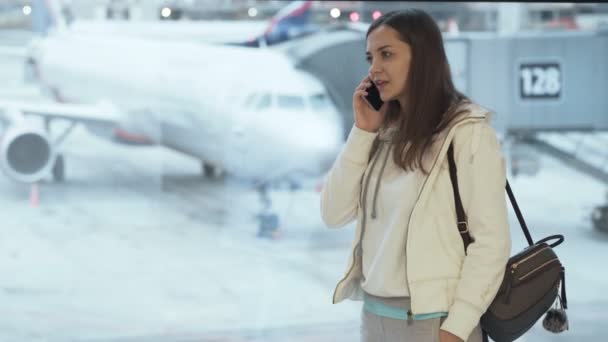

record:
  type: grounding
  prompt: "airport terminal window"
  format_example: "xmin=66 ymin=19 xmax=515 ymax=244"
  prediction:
xmin=309 ymin=93 xmax=331 ymax=111
xmin=277 ymin=95 xmax=305 ymax=110
xmin=6 ymin=2 xmax=608 ymax=341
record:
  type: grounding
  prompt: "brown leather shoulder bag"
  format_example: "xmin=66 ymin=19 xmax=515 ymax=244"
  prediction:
xmin=447 ymin=142 xmax=568 ymax=342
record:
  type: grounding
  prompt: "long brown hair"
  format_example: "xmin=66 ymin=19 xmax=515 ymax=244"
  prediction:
xmin=366 ymin=9 xmax=471 ymax=174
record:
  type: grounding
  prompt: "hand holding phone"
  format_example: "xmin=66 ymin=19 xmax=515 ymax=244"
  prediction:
xmin=353 ymin=76 xmax=386 ymax=133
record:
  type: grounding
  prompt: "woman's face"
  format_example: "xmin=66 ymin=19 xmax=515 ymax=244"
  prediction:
xmin=366 ymin=25 xmax=412 ymax=105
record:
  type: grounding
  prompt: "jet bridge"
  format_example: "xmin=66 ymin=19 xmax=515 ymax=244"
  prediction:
xmin=278 ymin=26 xmax=608 ymax=136
xmin=278 ymin=26 xmax=608 ymax=229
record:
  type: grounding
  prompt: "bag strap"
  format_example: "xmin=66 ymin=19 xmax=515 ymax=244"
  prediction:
xmin=505 ymin=180 xmax=534 ymax=246
xmin=447 ymin=143 xmax=474 ymax=254
xmin=447 ymin=142 xmax=536 ymax=254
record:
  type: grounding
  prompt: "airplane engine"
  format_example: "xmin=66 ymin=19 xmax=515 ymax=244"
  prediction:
xmin=0 ymin=124 xmax=55 ymax=183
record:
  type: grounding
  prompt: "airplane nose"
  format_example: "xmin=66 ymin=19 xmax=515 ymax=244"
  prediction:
xmin=318 ymin=144 xmax=341 ymax=174
xmin=319 ymin=153 xmax=333 ymax=173
xmin=317 ymin=117 xmax=344 ymax=174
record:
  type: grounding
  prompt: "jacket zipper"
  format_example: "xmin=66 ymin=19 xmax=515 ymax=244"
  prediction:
xmin=332 ymin=144 xmax=384 ymax=303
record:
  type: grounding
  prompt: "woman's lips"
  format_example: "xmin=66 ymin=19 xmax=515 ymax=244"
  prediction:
xmin=375 ymin=80 xmax=388 ymax=90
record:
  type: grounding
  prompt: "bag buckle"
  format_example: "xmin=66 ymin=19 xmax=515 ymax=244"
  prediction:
xmin=458 ymin=221 xmax=469 ymax=233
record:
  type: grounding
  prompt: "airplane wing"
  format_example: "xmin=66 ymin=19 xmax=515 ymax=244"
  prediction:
xmin=0 ymin=99 xmax=126 ymax=183
xmin=0 ymin=99 xmax=122 ymax=126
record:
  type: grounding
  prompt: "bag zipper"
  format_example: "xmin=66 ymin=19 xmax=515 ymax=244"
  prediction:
xmin=518 ymin=258 xmax=560 ymax=281
xmin=503 ymin=257 xmax=559 ymax=304
xmin=510 ymin=246 xmax=549 ymax=269
xmin=503 ymin=267 xmax=516 ymax=304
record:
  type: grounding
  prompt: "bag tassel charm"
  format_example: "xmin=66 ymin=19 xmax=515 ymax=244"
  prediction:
xmin=543 ymin=267 xmax=569 ymax=333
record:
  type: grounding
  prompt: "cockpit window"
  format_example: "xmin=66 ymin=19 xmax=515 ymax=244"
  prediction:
xmin=277 ymin=95 xmax=305 ymax=110
xmin=243 ymin=93 xmax=271 ymax=110
xmin=309 ymin=93 xmax=331 ymax=111
xmin=255 ymin=94 xmax=271 ymax=110
xmin=243 ymin=93 xmax=258 ymax=108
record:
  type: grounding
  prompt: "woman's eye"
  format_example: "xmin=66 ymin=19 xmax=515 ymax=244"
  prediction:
xmin=366 ymin=52 xmax=390 ymax=63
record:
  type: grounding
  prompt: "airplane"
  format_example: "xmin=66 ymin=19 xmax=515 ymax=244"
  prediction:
xmin=592 ymin=197 xmax=608 ymax=232
xmin=0 ymin=0 xmax=344 ymax=237
xmin=41 ymin=0 xmax=318 ymax=47
xmin=236 ymin=0 xmax=319 ymax=47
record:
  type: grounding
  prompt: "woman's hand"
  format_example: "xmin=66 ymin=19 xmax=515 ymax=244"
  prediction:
xmin=352 ymin=75 xmax=387 ymax=133
xmin=439 ymin=329 xmax=464 ymax=342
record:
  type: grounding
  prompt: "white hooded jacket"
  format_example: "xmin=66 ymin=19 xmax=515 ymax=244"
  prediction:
xmin=320 ymin=102 xmax=512 ymax=341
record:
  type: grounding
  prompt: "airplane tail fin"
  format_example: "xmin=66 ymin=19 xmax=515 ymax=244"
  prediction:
xmin=266 ymin=0 xmax=313 ymax=31
xmin=31 ymin=0 xmax=69 ymax=35
xmin=241 ymin=0 xmax=315 ymax=47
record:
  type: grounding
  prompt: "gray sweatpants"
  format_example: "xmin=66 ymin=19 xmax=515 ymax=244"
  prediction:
xmin=360 ymin=294 xmax=483 ymax=342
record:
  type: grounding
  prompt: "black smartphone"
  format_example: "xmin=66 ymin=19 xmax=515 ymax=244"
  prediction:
xmin=365 ymin=81 xmax=384 ymax=111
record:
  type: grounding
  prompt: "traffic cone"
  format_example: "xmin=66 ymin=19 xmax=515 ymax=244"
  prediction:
xmin=30 ymin=183 xmax=39 ymax=207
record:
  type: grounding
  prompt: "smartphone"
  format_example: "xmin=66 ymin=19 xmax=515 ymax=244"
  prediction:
xmin=365 ymin=81 xmax=384 ymax=111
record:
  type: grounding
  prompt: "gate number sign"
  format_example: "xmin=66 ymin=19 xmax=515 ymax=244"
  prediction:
xmin=520 ymin=63 xmax=561 ymax=99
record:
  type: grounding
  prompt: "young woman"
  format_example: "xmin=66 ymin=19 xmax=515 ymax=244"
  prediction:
xmin=320 ymin=9 xmax=512 ymax=342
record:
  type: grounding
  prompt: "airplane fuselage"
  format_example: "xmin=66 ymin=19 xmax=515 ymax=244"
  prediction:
xmin=30 ymin=30 xmax=343 ymax=183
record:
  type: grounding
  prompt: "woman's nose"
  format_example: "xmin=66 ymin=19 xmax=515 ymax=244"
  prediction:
xmin=368 ymin=62 xmax=382 ymax=77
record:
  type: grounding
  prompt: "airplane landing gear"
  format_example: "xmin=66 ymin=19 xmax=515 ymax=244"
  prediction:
xmin=201 ymin=161 xmax=222 ymax=179
xmin=255 ymin=183 xmax=281 ymax=239
xmin=592 ymin=190 xmax=608 ymax=232
xmin=43 ymin=117 xmax=74 ymax=183
xmin=592 ymin=204 xmax=608 ymax=232
xmin=52 ymin=154 xmax=65 ymax=182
